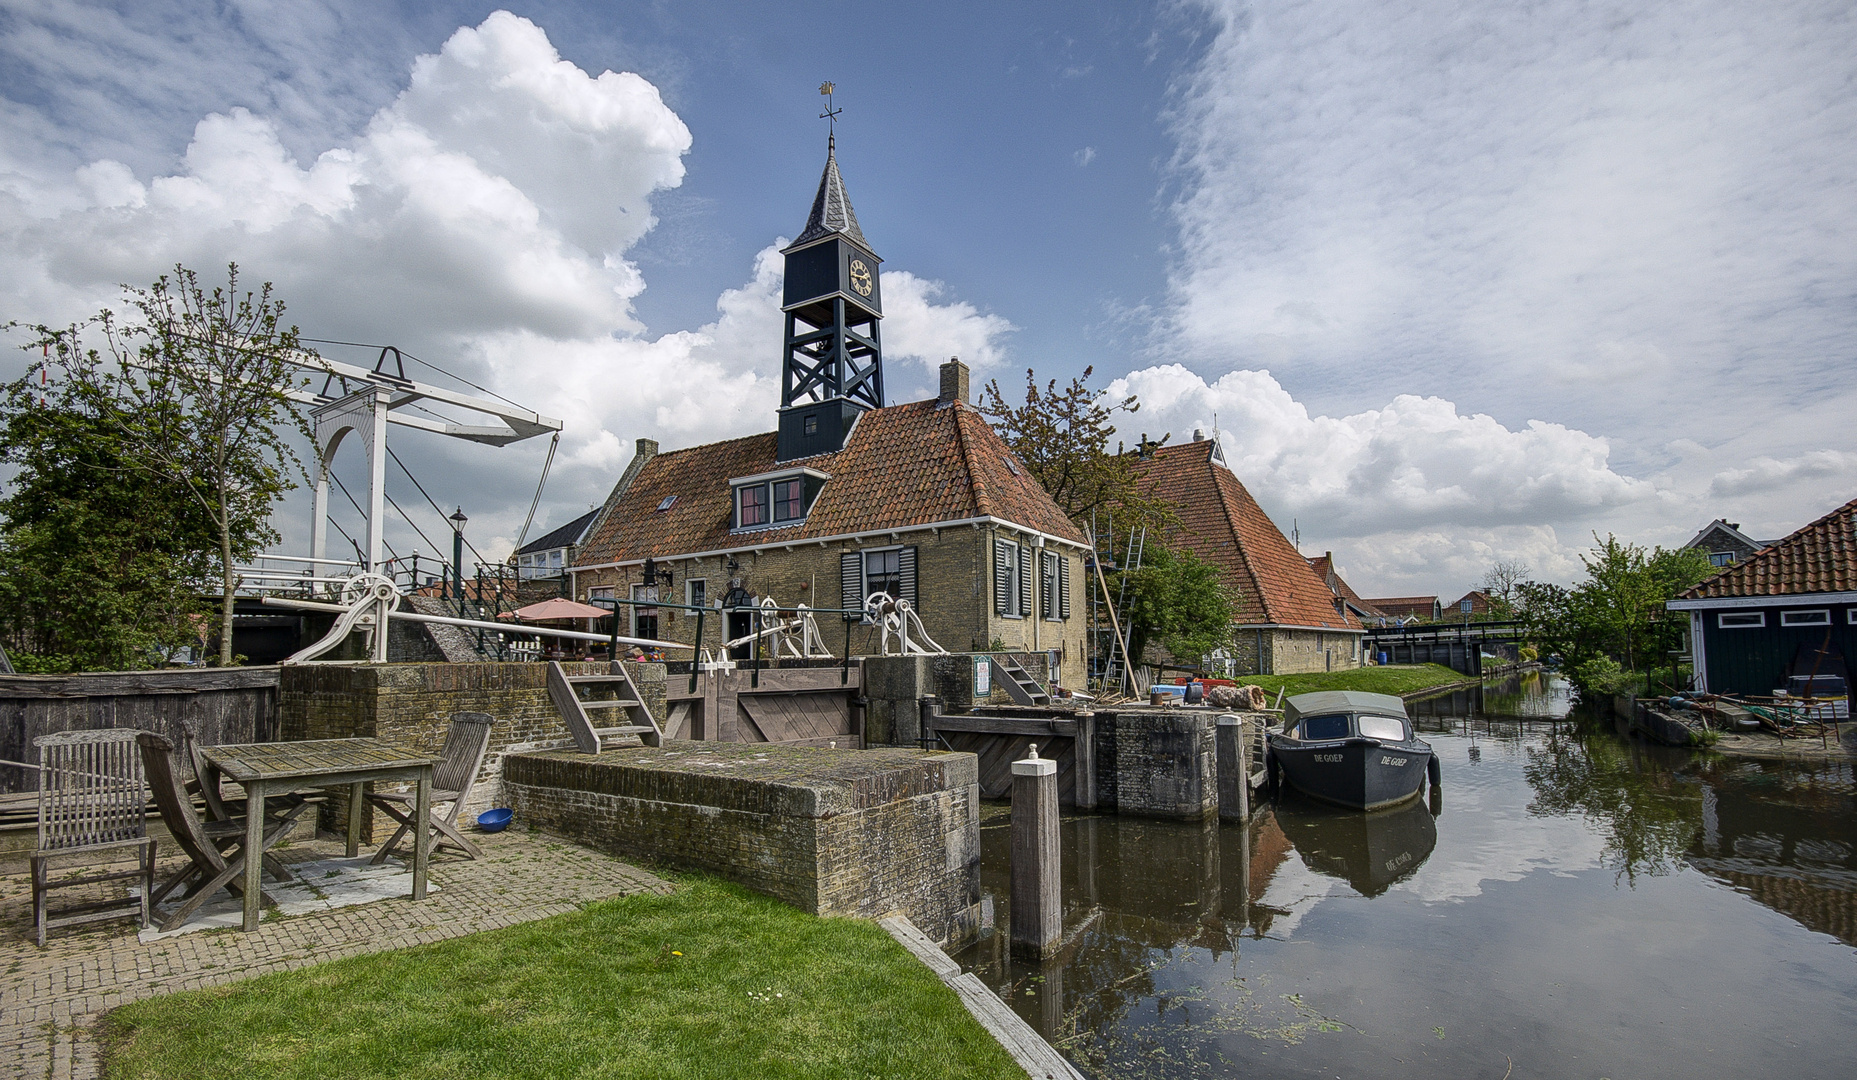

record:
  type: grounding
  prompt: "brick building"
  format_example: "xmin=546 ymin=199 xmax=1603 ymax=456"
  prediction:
xmin=1682 ymin=518 xmax=1775 ymax=569
xmin=1133 ymin=436 xmax=1362 ymax=674
xmin=1308 ymin=552 xmax=1386 ymax=621
xmin=567 ymin=140 xmax=1091 ymax=681
xmin=1362 ymin=596 xmax=1443 ymax=622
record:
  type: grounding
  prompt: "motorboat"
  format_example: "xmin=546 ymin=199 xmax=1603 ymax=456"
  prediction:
xmin=1268 ymin=690 xmax=1436 ymax=811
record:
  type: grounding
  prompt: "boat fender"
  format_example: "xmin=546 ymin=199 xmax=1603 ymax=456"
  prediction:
xmin=1427 ymin=755 xmax=1441 ymax=788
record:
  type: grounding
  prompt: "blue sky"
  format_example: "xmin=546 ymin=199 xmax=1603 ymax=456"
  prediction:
xmin=3 ymin=1 xmax=1854 ymax=596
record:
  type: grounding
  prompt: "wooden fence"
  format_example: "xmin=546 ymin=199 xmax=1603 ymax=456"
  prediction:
xmin=0 ymin=667 xmax=280 ymax=794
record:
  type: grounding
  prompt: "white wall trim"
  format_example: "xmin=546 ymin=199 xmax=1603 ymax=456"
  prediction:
xmin=569 ymin=514 xmax=1089 ymax=574
xmin=1667 ymin=591 xmax=1857 ymax=611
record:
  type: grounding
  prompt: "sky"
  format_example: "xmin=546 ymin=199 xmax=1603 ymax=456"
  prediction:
xmin=1 ymin=0 xmax=1853 ymax=598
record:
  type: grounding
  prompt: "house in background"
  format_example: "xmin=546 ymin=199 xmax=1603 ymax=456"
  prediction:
xmin=1682 ymin=519 xmax=1775 ymax=569
xmin=1134 ymin=436 xmax=1362 ymax=675
xmin=1668 ymin=496 xmax=1857 ymax=704
xmin=1363 ymin=596 xmax=1443 ymax=622
xmin=1308 ymin=552 xmax=1386 ymax=621
xmin=1449 ymin=590 xmax=1496 ymax=617
xmin=513 ymin=508 xmax=599 ymax=581
xmin=568 ymin=140 xmax=1089 ymax=675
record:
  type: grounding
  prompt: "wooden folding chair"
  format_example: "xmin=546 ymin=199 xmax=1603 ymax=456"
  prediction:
xmin=369 ymin=713 xmax=495 ymax=864
xmin=30 ymin=730 xmax=156 ymax=947
xmin=137 ymin=732 xmax=310 ymax=933
xmin=176 ymin=723 xmax=315 ymax=883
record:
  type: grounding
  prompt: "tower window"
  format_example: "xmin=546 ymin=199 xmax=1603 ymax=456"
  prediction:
xmin=738 ymin=484 xmax=768 ymax=527
xmin=803 ymin=414 xmax=819 ymax=436
xmin=773 ymin=478 xmax=804 ymax=522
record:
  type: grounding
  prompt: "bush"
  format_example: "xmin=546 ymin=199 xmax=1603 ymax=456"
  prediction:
xmin=1573 ymin=655 xmax=1644 ymax=697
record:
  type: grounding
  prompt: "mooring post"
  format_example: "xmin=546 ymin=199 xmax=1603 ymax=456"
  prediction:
xmin=1011 ymin=743 xmax=1061 ymax=959
xmin=1216 ymin=714 xmax=1250 ymax=822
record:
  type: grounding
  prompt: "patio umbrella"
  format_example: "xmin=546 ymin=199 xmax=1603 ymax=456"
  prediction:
xmin=502 ymin=597 xmax=613 ymax=621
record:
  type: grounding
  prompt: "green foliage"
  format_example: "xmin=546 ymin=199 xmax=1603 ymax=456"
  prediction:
xmin=979 ymin=365 xmax=1175 ymax=528
xmin=1111 ymin=542 xmax=1235 ymax=667
xmin=1235 ymin=663 xmax=1467 ymax=699
xmin=0 ymin=370 xmax=212 ymax=670
xmin=1571 ymin=655 xmax=1645 ymax=698
xmin=13 ymin=264 xmax=316 ymax=665
xmin=104 ymin=875 xmax=1023 ymax=1080
xmin=1516 ymin=535 xmax=1712 ymax=697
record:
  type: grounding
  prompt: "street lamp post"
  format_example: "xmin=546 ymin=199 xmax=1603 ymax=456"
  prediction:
xmin=449 ymin=507 xmax=469 ymax=618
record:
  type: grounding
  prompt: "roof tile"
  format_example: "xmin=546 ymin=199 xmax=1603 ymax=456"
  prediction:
xmin=1680 ymin=495 xmax=1857 ymax=599
xmin=1134 ymin=442 xmax=1358 ymax=631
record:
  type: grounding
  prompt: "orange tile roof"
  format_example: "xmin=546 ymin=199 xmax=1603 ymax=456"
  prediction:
xmin=1680 ymin=495 xmax=1857 ymax=599
xmin=1133 ymin=442 xmax=1358 ymax=631
xmin=575 ymin=400 xmax=1085 ymax=566
xmin=1308 ymin=555 xmax=1385 ymax=617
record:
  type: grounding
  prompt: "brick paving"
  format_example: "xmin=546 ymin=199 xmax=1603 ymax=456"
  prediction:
xmin=0 ymin=830 xmax=671 ymax=1080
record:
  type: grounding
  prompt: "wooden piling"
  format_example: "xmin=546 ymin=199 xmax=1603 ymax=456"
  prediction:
xmin=1216 ymin=714 xmax=1250 ymax=822
xmin=1010 ymin=744 xmax=1061 ymax=959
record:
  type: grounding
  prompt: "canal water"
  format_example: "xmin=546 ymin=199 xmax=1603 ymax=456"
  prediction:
xmin=956 ymin=672 xmax=1857 ymax=1079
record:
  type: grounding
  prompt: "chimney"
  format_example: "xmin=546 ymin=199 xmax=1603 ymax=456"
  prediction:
xmin=635 ymin=437 xmax=659 ymax=463
xmin=1193 ymin=428 xmax=1204 ymax=442
xmin=938 ymin=356 xmax=969 ymax=406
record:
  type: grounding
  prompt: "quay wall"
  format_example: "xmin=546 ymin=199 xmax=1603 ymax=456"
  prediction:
xmin=503 ymin=743 xmax=986 ymax=948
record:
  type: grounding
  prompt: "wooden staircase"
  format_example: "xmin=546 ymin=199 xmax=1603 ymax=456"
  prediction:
xmin=991 ymin=655 xmax=1052 ymax=707
xmin=546 ymin=661 xmax=664 ymax=753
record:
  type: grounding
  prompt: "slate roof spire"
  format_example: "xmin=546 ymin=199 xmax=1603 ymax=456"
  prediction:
xmin=793 ymin=135 xmax=870 ymax=249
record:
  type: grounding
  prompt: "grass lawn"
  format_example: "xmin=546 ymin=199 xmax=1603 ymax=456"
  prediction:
xmin=1234 ymin=663 xmax=1469 ymax=701
xmin=103 ymin=875 xmax=1027 ymax=1080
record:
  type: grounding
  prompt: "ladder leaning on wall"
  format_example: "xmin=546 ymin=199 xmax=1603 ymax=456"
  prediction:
xmin=546 ymin=661 xmax=664 ymax=754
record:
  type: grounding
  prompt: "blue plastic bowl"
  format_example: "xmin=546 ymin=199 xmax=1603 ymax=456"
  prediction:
xmin=477 ymin=808 xmax=513 ymax=833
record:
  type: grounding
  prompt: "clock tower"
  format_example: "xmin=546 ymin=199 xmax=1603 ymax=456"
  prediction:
xmin=776 ymin=134 xmax=884 ymax=462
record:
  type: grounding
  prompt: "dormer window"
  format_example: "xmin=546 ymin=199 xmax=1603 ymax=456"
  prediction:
xmin=731 ymin=467 xmax=830 ymax=532
xmin=738 ymin=484 xmax=769 ymax=527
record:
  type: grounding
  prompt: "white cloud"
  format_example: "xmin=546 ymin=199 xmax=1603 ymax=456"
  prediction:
xmin=0 ymin=11 xmax=1016 ymax=561
xmin=1711 ymin=451 xmax=1857 ymax=498
xmin=1074 ymin=146 xmax=1096 ymax=167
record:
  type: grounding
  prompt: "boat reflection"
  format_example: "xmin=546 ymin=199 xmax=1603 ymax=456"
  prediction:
xmin=1274 ymin=793 xmax=1439 ymax=897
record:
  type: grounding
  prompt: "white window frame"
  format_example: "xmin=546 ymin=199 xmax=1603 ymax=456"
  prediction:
xmin=685 ymin=578 xmax=707 ymax=610
xmin=735 ymin=483 xmax=770 ymax=529
xmin=1709 ymin=551 xmax=1736 ymax=567
xmin=1848 ymin=609 xmax=1857 ymax=625
xmin=1718 ymin=611 xmax=1764 ymax=628
xmin=997 ymin=539 xmax=1022 ymax=620
xmin=1780 ymin=609 xmax=1830 ymax=627
xmin=630 ymin=583 xmax=659 ymax=637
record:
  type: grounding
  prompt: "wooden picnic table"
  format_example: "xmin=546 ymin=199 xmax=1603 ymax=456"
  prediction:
xmin=198 ymin=738 xmax=439 ymax=931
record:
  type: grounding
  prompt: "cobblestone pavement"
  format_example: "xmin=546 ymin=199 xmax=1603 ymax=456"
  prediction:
xmin=0 ymin=830 xmax=672 ymax=1080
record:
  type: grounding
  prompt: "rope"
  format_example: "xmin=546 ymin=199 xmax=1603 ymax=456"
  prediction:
xmin=514 ymin=432 xmax=559 ymax=553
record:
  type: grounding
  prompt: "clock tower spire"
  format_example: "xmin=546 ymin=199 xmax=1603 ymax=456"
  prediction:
xmin=776 ymin=83 xmax=884 ymax=462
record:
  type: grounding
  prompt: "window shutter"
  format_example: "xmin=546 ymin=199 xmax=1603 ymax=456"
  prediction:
xmin=1058 ymin=554 xmax=1071 ymax=619
xmin=993 ymin=540 xmax=1011 ymax=615
xmin=900 ymin=546 xmax=918 ymax=609
xmin=840 ymin=552 xmax=862 ymax=620
xmin=1018 ymin=545 xmax=1032 ymax=616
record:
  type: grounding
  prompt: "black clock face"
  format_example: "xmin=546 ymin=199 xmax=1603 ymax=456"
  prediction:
xmin=849 ymin=258 xmax=873 ymax=297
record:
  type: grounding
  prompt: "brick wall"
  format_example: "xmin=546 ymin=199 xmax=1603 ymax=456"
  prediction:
xmin=1093 ymin=710 xmax=1218 ymax=819
xmin=574 ymin=525 xmax=1088 ymax=684
xmin=277 ymin=660 xmax=667 ymax=837
xmin=503 ymin=744 xmax=985 ymax=947
xmin=1267 ymin=629 xmax=1363 ymax=674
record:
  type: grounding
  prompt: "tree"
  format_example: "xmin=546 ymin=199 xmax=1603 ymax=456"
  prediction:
xmin=1515 ymin=535 xmax=1711 ymax=695
xmin=1480 ymin=559 xmax=1531 ymax=613
xmin=0 ymin=376 xmax=212 ymax=670
xmin=1112 ymin=543 xmax=1236 ymax=670
xmin=979 ymin=366 xmax=1175 ymax=528
xmin=18 ymin=264 xmax=316 ymax=665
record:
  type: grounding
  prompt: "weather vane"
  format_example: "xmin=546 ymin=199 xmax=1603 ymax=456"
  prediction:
xmin=819 ymin=81 xmax=841 ymax=144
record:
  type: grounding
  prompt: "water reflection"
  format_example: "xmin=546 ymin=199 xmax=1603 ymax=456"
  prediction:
xmin=957 ymin=671 xmax=1857 ymax=1080
xmin=1274 ymin=794 xmax=1437 ymax=897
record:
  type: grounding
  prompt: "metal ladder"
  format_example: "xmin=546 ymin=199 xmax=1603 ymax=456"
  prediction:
xmin=992 ymin=654 xmax=1052 ymax=706
xmin=546 ymin=661 xmax=663 ymax=753
xmin=1098 ymin=523 xmax=1146 ymax=693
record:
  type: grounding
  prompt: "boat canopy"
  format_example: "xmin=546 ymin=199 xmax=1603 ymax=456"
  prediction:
xmin=1284 ymin=690 xmax=1409 ymax=725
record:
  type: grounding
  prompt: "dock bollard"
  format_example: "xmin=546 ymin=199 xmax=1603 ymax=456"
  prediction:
xmin=1010 ymin=742 xmax=1061 ymax=959
xmin=1216 ymin=714 xmax=1250 ymax=822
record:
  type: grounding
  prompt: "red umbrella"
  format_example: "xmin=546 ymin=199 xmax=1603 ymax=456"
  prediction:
xmin=502 ymin=597 xmax=613 ymax=621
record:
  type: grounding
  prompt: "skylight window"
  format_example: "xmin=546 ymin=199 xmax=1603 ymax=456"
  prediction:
xmin=1003 ymin=455 xmax=1022 ymax=476
xmin=656 ymin=495 xmax=678 ymax=512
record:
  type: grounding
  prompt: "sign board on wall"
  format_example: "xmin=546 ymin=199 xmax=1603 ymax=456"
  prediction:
xmin=974 ymin=655 xmax=991 ymax=695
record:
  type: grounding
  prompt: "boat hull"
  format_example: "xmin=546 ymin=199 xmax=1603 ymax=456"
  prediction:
xmin=1268 ymin=735 xmax=1433 ymax=811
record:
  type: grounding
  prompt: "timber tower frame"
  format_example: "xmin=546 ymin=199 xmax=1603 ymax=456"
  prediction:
xmin=776 ymin=134 xmax=884 ymax=462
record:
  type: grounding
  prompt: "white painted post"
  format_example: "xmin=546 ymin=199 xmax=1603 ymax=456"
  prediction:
xmin=1011 ymin=743 xmax=1061 ymax=959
